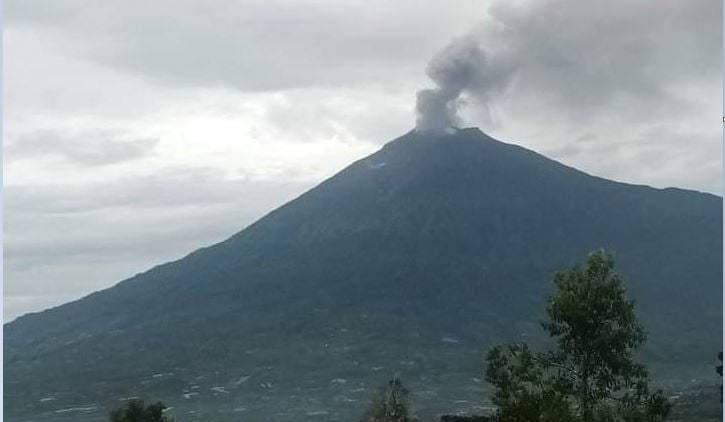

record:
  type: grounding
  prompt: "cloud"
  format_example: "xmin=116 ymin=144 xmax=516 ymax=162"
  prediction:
xmin=481 ymin=0 xmax=720 ymax=120
xmin=5 ymin=0 xmax=480 ymax=91
xmin=5 ymin=166 xmax=308 ymax=215
xmin=5 ymin=129 xmax=159 ymax=166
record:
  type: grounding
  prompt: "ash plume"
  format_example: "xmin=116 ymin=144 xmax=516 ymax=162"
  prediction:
xmin=415 ymin=36 xmax=511 ymax=134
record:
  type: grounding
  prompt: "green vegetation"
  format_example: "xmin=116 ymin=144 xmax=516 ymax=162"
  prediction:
xmin=110 ymin=399 xmax=172 ymax=422
xmin=486 ymin=250 xmax=670 ymax=421
xmin=359 ymin=378 xmax=414 ymax=422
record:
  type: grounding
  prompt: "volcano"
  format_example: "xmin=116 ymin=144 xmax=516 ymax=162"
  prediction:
xmin=5 ymin=128 xmax=722 ymax=421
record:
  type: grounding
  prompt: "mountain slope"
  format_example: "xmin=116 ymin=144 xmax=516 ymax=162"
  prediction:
xmin=5 ymin=128 xmax=722 ymax=421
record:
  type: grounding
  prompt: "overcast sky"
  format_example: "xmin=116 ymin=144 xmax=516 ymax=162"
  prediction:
xmin=4 ymin=0 xmax=721 ymax=322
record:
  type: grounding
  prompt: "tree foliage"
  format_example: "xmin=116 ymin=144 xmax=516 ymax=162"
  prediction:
xmin=717 ymin=352 xmax=722 ymax=402
xmin=109 ymin=399 xmax=172 ymax=422
xmin=359 ymin=378 xmax=413 ymax=422
xmin=486 ymin=250 xmax=670 ymax=421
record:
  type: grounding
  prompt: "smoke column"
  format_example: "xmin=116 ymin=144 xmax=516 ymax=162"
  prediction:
xmin=415 ymin=37 xmax=487 ymax=133
xmin=415 ymin=36 xmax=512 ymax=134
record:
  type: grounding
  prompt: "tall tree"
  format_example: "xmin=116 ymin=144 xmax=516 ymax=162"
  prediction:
xmin=109 ymin=399 xmax=172 ymax=422
xmin=359 ymin=378 xmax=412 ymax=422
xmin=486 ymin=250 xmax=670 ymax=421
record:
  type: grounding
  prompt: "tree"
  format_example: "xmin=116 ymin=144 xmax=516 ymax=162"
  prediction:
xmin=486 ymin=343 xmax=576 ymax=422
xmin=486 ymin=250 xmax=670 ymax=421
xmin=359 ymin=378 xmax=413 ymax=422
xmin=717 ymin=352 xmax=722 ymax=402
xmin=109 ymin=399 xmax=172 ymax=422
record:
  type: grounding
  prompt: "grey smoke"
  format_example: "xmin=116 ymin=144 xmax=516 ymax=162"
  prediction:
xmin=415 ymin=0 xmax=720 ymax=135
xmin=415 ymin=36 xmax=512 ymax=133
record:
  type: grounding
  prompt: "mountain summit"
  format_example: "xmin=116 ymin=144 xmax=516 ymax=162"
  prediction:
xmin=5 ymin=128 xmax=722 ymax=421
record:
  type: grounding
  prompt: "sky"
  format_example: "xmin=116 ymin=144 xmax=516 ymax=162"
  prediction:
xmin=3 ymin=0 xmax=722 ymax=322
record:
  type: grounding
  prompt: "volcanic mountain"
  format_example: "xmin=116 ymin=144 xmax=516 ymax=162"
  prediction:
xmin=5 ymin=128 xmax=722 ymax=421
